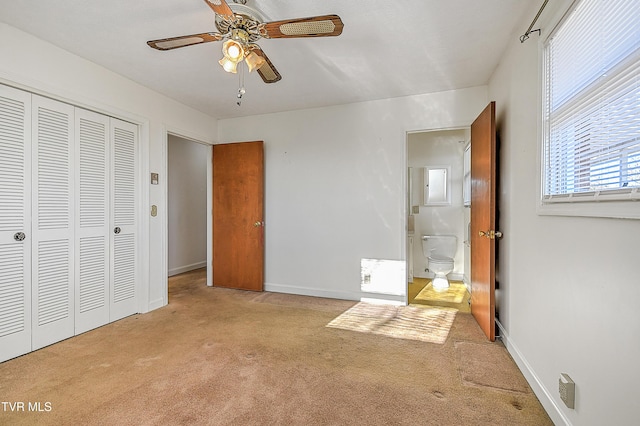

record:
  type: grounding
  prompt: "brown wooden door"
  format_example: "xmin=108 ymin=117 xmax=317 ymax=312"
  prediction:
xmin=212 ymin=141 xmax=264 ymax=291
xmin=470 ymin=102 xmax=497 ymax=341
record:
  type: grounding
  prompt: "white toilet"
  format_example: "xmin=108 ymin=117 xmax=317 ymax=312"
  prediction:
xmin=421 ymin=235 xmax=457 ymax=290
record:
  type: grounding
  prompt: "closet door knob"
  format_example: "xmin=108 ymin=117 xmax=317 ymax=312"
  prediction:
xmin=14 ymin=232 xmax=26 ymax=241
xmin=114 ymin=227 xmax=121 ymax=234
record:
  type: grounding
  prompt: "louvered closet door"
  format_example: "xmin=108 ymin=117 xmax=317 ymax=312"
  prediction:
xmin=31 ymin=95 xmax=75 ymax=350
xmin=0 ymin=85 xmax=32 ymax=362
xmin=110 ymin=118 xmax=138 ymax=321
xmin=75 ymin=109 xmax=110 ymax=334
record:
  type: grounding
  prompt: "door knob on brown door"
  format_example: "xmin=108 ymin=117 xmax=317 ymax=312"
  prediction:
xmin=479 ymin=230 xmax=502 ymax=239
xmin=253 ymin=221 xmax=263 ymax=227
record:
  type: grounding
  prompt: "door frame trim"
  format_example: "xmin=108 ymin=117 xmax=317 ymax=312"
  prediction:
xmin=162 ymin=128 xmax=216 ymax=302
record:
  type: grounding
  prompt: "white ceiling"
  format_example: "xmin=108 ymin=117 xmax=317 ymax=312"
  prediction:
xmin=0 ymin=0 xmax=532 ymax=119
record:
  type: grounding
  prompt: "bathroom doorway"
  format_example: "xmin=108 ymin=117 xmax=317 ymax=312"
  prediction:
xmin=406 ymin=129 xmax=471 ymax=312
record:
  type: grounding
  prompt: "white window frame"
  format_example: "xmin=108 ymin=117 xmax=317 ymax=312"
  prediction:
xmin=537 ymin=0 xmax=640 ymax=220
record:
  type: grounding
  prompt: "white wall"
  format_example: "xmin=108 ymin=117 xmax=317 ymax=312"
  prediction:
xmin=408 ymin=129 xmax=468 ymax=280
xmin=0 ymin=23 xmax=218 ymax=311
xmin=489 ymin=1 xmax=640 ymax=425
xmin=218 ymin=87 xmax=488 ymax=301
xmin=168 ymin=136 xmax=208 ymax=276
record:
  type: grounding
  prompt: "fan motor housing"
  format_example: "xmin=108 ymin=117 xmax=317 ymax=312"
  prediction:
xmin=215 ymin=3 xmax=267 ymax=42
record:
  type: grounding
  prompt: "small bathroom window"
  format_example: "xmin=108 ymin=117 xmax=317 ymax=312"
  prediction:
xmin=423 ymin=166 xmax=451 ymax=206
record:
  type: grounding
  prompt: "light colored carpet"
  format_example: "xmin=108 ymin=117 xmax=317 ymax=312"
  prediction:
xmin=0 ymin=268 xmax=553 ymax=425
xmin=414 ymin=282 xmax=467 ymax=304
xmin=455 ymin=341 xmax=531 ymax=393
xmin=326 ymin=302 xmax=457 ymax=344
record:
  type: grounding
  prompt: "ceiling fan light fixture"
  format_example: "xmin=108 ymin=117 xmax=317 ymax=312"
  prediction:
xmin=227 ymin=43 xmax=242 ymax=59
xmin=222 ymin=39 xmax=245 ymax=61
xmin=245 ymin=51 xmax=266 ymax=72
xmin=220 ymin=38 xmax=246 ymax=73
xmin=219 ymin=57 xmax=238 ymax=73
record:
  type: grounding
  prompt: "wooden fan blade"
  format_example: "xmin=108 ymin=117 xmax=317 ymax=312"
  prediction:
xmin=259 ymin=14 xmax=344 ymax=39
xmin=147 ymin=33 xmax=224 ymax=51
xmin=203 ymin=0 xmax=234 ymax=19
xmin=251 ymin=49 xmax=282 ymax=84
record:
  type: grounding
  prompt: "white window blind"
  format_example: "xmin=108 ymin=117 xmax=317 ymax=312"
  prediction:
xmin=542 ymin=0 xmax=640 ymax=202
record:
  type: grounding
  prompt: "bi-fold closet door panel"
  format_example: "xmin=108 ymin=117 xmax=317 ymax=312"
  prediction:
xmin=31 ymin=95 xmax=75 ymax=351
xmin=75 ymin=109 xmax=110 ymax=334
xmin=0 ymin=85 xmax=32 ymax=362
xmin=110 ymin=119 xmax=138 ymax=322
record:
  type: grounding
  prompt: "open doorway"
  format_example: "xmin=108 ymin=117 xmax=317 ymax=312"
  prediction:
xmin=405 ymin=128 xmax=471 ymax=312
xmin=167 ymin=134 xmax=210 ymax=301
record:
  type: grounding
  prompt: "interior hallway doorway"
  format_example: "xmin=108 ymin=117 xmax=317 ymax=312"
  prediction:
xmin=167 ymin=135 xmax=209 ymax=299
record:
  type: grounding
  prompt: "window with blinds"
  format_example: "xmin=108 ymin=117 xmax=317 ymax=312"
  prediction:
xmin=542 ymin=0 xmax=640 ymax=203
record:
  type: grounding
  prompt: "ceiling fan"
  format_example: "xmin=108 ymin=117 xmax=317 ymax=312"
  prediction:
xmin=147 ymin=0 xmax=344 ymax=84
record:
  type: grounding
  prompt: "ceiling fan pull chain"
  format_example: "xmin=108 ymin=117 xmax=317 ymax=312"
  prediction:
xmin=237 ymin=62 xmax=246 ymax=106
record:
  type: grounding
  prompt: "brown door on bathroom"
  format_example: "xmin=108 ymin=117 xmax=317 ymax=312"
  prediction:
xmin=212 ymin=141 xmax=264 ymax=291
xmin=470 ymin=102 xmax=497 ymax=341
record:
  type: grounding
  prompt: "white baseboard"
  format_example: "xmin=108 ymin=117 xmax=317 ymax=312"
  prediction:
xmin=265 ymin=282 xmax=360 ymax=301
xmin=449 ymin=272 xmax=464 ymax=282
xmin=360 ymin=292 xmax=405 ymax=304
xmin=264 ymin=283 xmax=409 ymax=305
xmin=168 ymin=261 xmax=207 ymax=277
xmin=496 ymin=320 xmax=571 ymax=426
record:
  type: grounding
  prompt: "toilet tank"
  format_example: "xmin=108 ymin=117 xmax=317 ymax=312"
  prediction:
xmin=421 ymin=235 xmax=457 ymax=258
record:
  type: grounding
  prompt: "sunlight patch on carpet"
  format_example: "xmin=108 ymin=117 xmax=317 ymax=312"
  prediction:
xmin=414 ymin=282 xmax=467 ymax=304
xmin=326 ymin=302 xmax=456 ymax=344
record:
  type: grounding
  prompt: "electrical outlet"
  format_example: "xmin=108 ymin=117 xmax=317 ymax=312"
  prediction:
xmin=559 ymin=373 xmax=575 ymax=409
